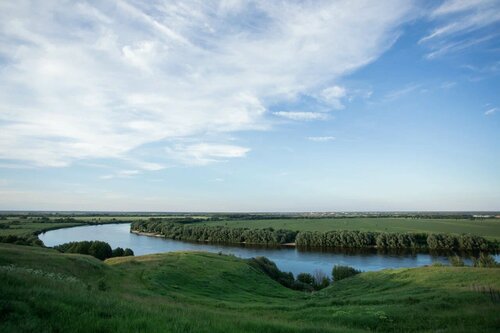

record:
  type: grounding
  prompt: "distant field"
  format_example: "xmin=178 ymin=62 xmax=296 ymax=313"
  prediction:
xmin=0 ymin=221 xmax=84 ymax=237
xmin=200 ymin=218 xmax=500 ymax=240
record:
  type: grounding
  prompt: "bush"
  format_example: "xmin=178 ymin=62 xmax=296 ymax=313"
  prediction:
xmin=249 ymin=256 xmax=295 ymax=289
xmin=112 ymin=247 xmax=125 ymax=257
xmin=296 ymin=273 xmax=314 ymax=285
xmin=473 ymin=253 xmax=497 ymax=268
xmin=88 ymin=241 xmax=112 ymax=260
xmin=449 ymin=255 xmax=465 ymax=267
xmin=312 ymin=269 xmax=330 ymax=290
xmin=332 ymin=265 xmax=361 ymax=281
xmin=124 ymin=248 xmax=134 ymax=256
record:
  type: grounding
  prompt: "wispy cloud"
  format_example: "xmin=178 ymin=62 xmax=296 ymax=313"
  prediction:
xmin=0 ymin=1 xmax=414 ymax=168
xmin=420 ymin=0 xmax=500 ymax=58
xmin=166 ymin=143 xmax=250 ymax=166
xmin=100 ymin=170 xmax=141 ymax=180
xmin=307 ymin=136 xmax=336 ymax=142
xmin=384 ymin=83 xmax=421 ymax=101
xmin=484 ymin=107 xmax=498 ymax=116
xmin=273 ymin=112 xmax=329 ymax=121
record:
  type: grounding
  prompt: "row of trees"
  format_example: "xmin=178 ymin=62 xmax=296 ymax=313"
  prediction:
xmin=296 ymin=230 xmax=495 ymax=251
xmin=54 ymin=241 xmax=134 ymax=260
xmin=131 ymin=221 xmax=497 ymax=251
xmin=131 ymin=221 xmax=297 ymax=245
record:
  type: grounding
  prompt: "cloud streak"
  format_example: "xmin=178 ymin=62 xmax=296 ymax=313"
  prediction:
xmin=420 ymin=0 xmax=500 ymax=58
xmin=307 ymin=136 xmax=336 ymax=142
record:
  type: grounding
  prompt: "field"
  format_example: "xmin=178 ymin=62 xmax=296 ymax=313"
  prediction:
xmin=200 ymin=218 xmax=500 ymax=240
xmin=1 ymin=243 xmax=499 ymax=332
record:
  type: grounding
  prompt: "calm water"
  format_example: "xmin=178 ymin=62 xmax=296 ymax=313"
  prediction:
xmin=40 ymin=223 xmax=472 ymax=276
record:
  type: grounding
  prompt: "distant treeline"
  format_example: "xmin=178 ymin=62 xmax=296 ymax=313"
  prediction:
xmin=131 ymin=221 xmax=498 ymax=252
xmin=132 ymin=221 xmax=296 ymax=245
xmin=296 ymin=231 xmax=496 ymax=251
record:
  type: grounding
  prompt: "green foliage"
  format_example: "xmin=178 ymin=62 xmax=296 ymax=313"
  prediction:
xmin=248 ymin=256 xmax=296 ymax=289
xmin=0 ymin=234 xmax=43 ymax=246
xmin=332 ymin=265 xmax=361 ymax=281
xmin=312 ymin=269 xmax=331 ymax=290
xmin=296 ymin=272 xmax=313 ymax=285
xmin=473 ymin=253 xmax=498 ymax=268
xmin=112 ymin=247 xmax=125 ymax=257
xmin=449 ymin=255 xmax=465 ymax=267
xmin=132 ymin=221 xmax=297 ymax=246
xmin=55 ymin=241 xmax=134 ymax=260
xmin=296 ymin=230 xmax=495 ymax=251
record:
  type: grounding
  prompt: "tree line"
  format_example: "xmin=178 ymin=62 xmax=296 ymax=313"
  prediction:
xmin=131 ymin=221 xmax=497 ymax=251
xmin=131 ymin=221 xmax=297 ymax=245
xmin=296 ymin=230 xmax=495 ymax=251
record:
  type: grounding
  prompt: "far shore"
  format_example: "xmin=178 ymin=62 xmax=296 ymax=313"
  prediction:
xmin=130 ymin=229 xmax=298 ymax=247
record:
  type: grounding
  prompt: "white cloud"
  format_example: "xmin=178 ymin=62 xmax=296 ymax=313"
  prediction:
xmin=318 ymin=85 xmax=347 ymax=109
xmin=307 ymin=136 xmax=336 ymax=142
xmin=166 ymin=143 xmax=250 ymax=165
xmin=100 ymin=169 xmax=141 ymax=180
xmin=0 ymin=0 xmax=414 ymax=167
xmin=420 ymin=0 xmax=500 ymax=58
xmin=484 ymin=107 xmax=498 ymax=116
xmin=273 ymin=112 xmax=329 ymax=121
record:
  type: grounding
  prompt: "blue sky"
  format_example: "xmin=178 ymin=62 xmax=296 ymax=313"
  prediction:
xmin=0 ymin=0 xmax=499 ymax=211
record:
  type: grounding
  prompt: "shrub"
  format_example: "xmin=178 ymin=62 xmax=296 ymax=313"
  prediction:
xmin=124 ymin=248 xmax=134 ymax=256
xmin=249 ymin=256 xmax=295 ymax=289
xmin=297 ymin=272 xmax=314 ymax=285
xmin=473 ymin=253 xmax=497 ymax=268
xmin=112 ymin=247 xmax=125 ymax=257
xmin=312 ymin=269 xmax=330 ymax=290
xmin=332 ymin=265 xmax=361 ymax=281
xmin=449 ymin=255 xmax=465 ymax=267
xmin=88 ymin=241 xmax=112 ymax=260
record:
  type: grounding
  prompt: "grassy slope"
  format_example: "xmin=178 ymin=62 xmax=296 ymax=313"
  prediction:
xmin=1 ymin=243 xmax=499 ymax=332
xmin=200 ymin=218 xmax=500 ymax=239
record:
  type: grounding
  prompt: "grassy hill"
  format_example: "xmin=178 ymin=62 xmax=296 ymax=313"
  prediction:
xmin=1 ymin=243 xmax=499 ymax=332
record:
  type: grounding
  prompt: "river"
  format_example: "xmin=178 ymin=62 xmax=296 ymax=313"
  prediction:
xmin=39 ymin=223 xmax=472 ymax=276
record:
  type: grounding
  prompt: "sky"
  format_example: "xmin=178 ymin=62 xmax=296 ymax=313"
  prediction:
xmin=0 ymin=0 xmax=499 ymax=212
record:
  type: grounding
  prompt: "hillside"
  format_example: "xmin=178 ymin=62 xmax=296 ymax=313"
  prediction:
xmin=0 ymin=243 xmax=499 ymax=332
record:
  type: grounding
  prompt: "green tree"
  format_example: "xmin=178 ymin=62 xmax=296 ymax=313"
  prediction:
xmin=112 ymin=247 xmax=125 ymax=257
xmin=332 ymin=265 xmax=361 ymax=281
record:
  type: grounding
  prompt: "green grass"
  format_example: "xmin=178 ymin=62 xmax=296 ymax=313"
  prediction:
xmin=1 ymin=243 xmax=499 ymax=332
xmin=0 ymin=222 xmax=84 ymax=237
xmin=200 ymin=217 xmax=500 ymax=240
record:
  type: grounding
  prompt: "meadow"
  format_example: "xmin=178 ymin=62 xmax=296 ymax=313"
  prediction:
xmin=200 ymin=217 xmax=500 ymax=240
xmin=0 ymin=242 xmax=499 ymax=332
